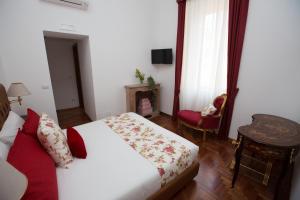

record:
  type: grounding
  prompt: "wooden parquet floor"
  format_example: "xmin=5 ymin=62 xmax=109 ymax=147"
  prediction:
xmin=58 ymin=110 xmax=274 ymax=200
xmin=57 ymin=107 xmax=91 ymax=129
xmin=150 ymin=115 xmax=274 ymax=200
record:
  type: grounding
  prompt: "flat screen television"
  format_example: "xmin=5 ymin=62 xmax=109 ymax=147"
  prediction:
xmin=151 ymin=48 xmax=173 ymax=64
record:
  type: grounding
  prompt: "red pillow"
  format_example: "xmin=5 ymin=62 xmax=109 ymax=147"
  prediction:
xmin=7 ymin=131 xmax=58 ymax=200
xmin=67 ymin=127 xmax=87 ymax=159
xmin=22 ymin=108 xmax=40 ymax=137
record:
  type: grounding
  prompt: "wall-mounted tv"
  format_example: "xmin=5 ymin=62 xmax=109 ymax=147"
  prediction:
xmin=151 ymin=48 xmax=173 ymax=64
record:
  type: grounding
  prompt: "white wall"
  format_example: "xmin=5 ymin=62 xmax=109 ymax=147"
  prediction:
xmin=0 ymin=0 xmax=159 ymax=120
xmin=89 ymin=1 xmax=158 ymax=119
xmin=151 ymin=0 xmax=178 ymax=115
xmin=78 ymin=38 xmax=97 ymax=120
xmin=45 ymin=37 xmax=80 ymax=110
xmin=228 ymin=0 xmax=300 ymax=199
xmin=229 ymin=0 xmax=300 ymax=138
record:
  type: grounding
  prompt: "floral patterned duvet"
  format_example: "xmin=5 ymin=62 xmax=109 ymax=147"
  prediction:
xmin=104 ymin=113 xmax=195 ymax=186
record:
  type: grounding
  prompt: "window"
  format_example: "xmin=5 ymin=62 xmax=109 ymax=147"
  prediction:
xmin=180 ymin=0 xmax=228 ymax=110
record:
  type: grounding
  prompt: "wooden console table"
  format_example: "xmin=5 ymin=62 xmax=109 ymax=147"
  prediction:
xmin=232 ymin=114 xmax=300 ymax=200
xmin=125 ymin=83 xmax=160 ymax=118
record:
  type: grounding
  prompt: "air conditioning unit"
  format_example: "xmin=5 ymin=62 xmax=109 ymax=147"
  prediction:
xmin=41 ymin=0 xmax=89 ymax=10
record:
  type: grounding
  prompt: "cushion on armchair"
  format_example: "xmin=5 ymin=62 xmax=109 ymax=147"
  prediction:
xmin=201 ymin=104 xmax=217 ymax=116
xmin=177 ymin=110 xmax=202 ymax=126
xmin=178 ymin=110 xmax=221 ymax=129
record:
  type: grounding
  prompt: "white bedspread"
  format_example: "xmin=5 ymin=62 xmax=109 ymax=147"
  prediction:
xmin=57 ymin=113 xmax=199 ymax=200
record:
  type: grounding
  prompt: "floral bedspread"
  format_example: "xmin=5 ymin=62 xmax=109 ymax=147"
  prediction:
xmin=104 ymin=113 xmax=193 ymax=186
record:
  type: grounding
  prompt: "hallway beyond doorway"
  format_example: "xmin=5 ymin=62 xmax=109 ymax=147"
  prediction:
xmin=57 ymin=107 xmax=91 ymax=129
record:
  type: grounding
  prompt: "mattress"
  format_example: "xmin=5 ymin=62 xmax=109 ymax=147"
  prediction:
xmin=57 ymin=113 xmax=199 ymax=200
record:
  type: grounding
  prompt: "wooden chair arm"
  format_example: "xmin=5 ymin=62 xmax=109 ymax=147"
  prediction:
xmin=197 ymin=118 xmax=203 ymax=126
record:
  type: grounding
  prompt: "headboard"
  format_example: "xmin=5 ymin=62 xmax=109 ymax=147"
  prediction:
xmin=0 ymin=84 xmax=10 ymax=130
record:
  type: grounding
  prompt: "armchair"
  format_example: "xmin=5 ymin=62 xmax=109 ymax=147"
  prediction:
xmin=177 ymin=94 xmax=227 ymax=141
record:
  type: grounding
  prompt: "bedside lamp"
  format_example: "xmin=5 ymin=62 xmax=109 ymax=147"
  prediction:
xmin=7 ymin=83 xmax=31 ymax=105
xmin=0 ymin=159 xmax=28 ymax=200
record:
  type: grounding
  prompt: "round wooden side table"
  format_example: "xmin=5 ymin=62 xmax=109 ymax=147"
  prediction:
xmin=232 ymin=114 xmax=300 ymax=200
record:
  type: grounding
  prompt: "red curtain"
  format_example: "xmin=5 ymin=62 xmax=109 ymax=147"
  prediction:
xmin=219 ymin=0 xmax=249 ymax=139
xmin=172 ymin=0 xmax=186 ymax=120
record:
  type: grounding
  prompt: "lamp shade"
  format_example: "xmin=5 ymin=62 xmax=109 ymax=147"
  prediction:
xmin=0 ymin=158 xmax=28 ymax=200
xmin=7 ymin=83 xmax=31 ymax=97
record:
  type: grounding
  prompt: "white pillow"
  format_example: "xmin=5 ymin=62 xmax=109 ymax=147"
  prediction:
xmin=201 ymin=104 xmax=217 ymax=116
xmin=0 ymin=141 xmax=10 ymax=160
xmin=0 ymin=111 xmax=24 ymax=146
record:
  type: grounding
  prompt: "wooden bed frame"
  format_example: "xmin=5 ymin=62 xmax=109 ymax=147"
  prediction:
xmin=148 ymin=162 xmax=199 ymax=200
xmin=0 ymin=84 xmax=10 ymax=130
xmin=0 ymin=83 xmax=200 ymax=200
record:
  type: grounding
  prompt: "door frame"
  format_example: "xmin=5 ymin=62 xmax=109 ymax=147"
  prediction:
xmin=72 ymin=43 xmax=85 ymax=109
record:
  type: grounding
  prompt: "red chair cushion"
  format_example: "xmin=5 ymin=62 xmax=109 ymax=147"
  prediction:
xmin=22 ymin=108 xmax=40 ymax=137
xmin=7 ymin=131 xmax=58 ymax=200
xmin=177 ymin=110 xmax=202 ymax=126
xmin=213 ymin=96 xmax=225 ymax=115
xmin=67 ymin=127 xmax=87 ymax=159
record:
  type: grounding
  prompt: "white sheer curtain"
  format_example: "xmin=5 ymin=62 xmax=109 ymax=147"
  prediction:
xmin=180 ymin=0 xmax=229 ymax=111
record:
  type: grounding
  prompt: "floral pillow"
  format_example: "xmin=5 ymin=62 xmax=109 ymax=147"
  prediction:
xmin=37 ymin=114 xmax=73 ymax=168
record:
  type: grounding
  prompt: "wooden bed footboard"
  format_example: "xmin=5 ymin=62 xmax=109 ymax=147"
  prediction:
xmin=147 ymin=162 xmax=200 ymax=200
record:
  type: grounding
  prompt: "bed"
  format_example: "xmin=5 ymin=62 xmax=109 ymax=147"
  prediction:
xmin=0 ymin=84 xmax=199 ymax=200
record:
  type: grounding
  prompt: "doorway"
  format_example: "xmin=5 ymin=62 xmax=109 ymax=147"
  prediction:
xmin=44 ymin=33 xmax=95 ymax=128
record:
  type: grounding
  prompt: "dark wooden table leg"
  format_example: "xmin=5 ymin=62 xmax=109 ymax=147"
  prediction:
xmin=274 ymin=149 xmax=294 ymax=200
xmin=232 ymin=135 xmax=244 ymax=188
